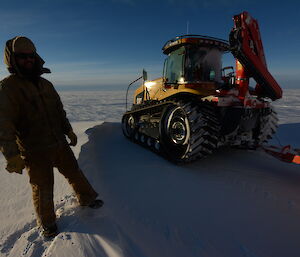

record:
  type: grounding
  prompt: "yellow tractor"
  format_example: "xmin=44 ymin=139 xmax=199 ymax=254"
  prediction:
xmin=122 ymin=12 xmax=281 ymax=162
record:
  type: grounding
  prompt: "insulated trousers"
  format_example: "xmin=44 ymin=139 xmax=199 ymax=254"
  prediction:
xmin=25 ymin=142 xmax=98 ymax=227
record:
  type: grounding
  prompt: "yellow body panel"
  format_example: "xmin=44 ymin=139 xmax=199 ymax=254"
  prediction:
xmin=133 ymin=78 xmax=217 ymax=104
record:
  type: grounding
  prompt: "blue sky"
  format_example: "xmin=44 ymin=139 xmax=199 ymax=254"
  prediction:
xmin=0 ymin=0 xmax=299 ymax=89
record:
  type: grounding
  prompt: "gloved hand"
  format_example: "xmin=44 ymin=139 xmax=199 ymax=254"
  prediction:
xmin=6 ymin=155 xmax=25 ymax=174
xmin=67 ymin=130 xmax=77 ymax=146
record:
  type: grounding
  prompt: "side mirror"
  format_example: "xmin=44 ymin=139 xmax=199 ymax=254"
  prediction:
xmin=143 ymin=69 xmax=148 ymax=81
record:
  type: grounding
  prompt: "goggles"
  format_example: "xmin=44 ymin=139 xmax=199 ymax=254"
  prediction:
xmin=15 ymin=53 xmax=36 ymax=60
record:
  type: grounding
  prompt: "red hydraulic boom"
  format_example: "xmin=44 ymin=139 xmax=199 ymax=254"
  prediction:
xmin=230 ymin=12 xmax=299 ymax=165
xmin=229 ymin=11 xmax=283 ymax=101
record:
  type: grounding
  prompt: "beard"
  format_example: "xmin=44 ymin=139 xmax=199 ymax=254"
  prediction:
xmin=17 ymin=62 xmax=40 ymax=78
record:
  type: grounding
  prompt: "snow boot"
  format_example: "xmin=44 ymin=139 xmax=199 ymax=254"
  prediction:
xmin=88 ymin=199 xmax=104 ymax=209
xmin=41 ymin=223 xmax=58 ymax=238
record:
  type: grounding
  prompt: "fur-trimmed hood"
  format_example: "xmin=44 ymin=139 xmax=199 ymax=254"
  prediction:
xmin=4 ymin=36 xmax=51 ymax=75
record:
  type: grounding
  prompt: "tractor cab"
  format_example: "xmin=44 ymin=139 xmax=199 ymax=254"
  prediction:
xmin=162 ymin=35 xmax=229 ymax=88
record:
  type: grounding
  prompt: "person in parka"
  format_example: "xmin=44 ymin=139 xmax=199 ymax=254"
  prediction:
xmin=0 ymin=36 xmax=103 ymax=238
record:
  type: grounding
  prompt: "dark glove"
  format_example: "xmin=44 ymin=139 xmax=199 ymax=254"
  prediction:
xmin=6 ymin=155 xmax=25 ymax=174
xmin=67 ymin=130 xmax=77 ymax=146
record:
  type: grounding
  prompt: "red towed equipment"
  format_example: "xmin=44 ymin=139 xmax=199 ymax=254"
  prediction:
xmin=263 ymin=145 xmax=300 ymax=165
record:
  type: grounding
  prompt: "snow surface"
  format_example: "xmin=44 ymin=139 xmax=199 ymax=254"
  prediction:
xmin=0 ymin=89 xmax=300 ymax=257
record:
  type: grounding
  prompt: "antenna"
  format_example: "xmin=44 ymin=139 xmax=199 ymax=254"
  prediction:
xmin=186 ymin=21 xmax=189 ymax=34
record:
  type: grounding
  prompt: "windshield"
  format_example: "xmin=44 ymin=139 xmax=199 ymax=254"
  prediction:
xmin=163 ymin=46 xmax=185 ymax=84
xmin=184 ymin=46 xmax=222 ymax=83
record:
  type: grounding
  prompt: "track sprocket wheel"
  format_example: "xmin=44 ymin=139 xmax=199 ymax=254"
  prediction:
xmin=159 ymin=101 xmax=220 ymax=162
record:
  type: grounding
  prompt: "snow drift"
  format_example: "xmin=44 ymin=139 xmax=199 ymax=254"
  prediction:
xmin=1 ymin=121 xmax=300 ymax=257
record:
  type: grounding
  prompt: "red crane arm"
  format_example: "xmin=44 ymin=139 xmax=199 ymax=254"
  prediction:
xmin=229 ymin=11 xmax=283 ymax=101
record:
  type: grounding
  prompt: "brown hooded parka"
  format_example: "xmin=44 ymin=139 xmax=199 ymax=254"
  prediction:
xmin=0 ymin=36 xmax=98 ymax=229
xmin=0 ymin=36 xmax=72 ymax=158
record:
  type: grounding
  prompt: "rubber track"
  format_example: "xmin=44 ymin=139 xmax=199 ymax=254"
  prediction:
xmin=180 ymin=101 xmax=220 ymax=162
xmin=257 ymin=107 xmax=278 ymax=145
xmin=123 ymin=99 xmax=221 ymax=162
